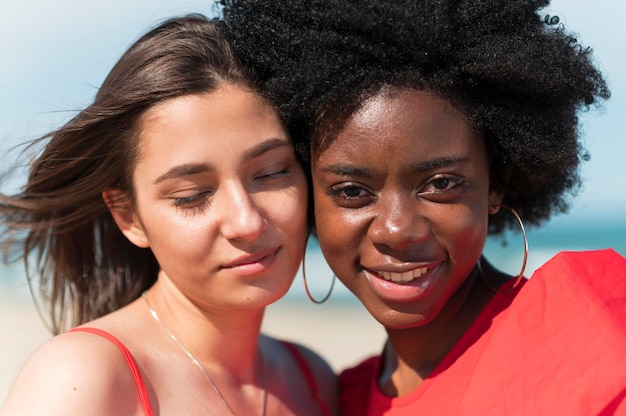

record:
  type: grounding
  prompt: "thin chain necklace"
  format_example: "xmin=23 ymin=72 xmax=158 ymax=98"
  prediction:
xmin=142 ymin=293 xmax=267 ymax=416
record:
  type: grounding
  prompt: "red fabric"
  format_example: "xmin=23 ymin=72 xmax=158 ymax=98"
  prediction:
xmin=281 ymin=341 xmax=330 ymax=416
xmin=67 ymin=327 xmax=154 ymax=416
xmin=340 ymin=249 xmax=626 ymax=416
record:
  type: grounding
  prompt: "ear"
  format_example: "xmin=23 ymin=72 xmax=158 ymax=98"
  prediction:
xmin=487 ymin=189 xmax=505 ymax=215
xmin=102 ymin=190 xmax=150 ymax=248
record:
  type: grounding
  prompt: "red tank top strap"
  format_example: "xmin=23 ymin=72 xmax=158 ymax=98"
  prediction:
xmin=281 ymin=341 xmax=329 ymax=416
xmin=67 ymin=327 xmax=154 ymax=416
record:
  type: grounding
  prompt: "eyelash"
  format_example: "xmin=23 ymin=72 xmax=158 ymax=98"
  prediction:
xmin=327 ymin=184 xmax=369 ymax=200
xmin=257 ymin=168 xmax=289 ymax=181
xmin=169 ymin=168 xmax=290 ymax=212
xmin=422 ymin=176 xmax=468 ymax=194
xmin=172 ymin=191 xmax=213 ymax=211
xmin=326 ymin=175 xmax=468 ymax=205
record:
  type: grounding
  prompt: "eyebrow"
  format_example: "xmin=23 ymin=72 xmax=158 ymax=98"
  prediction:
xmin=318 ymin=165 xmax=376 ymax=179
xmin=319 ymin=156 xmax=471 ymax=178
xmin=153 ymin=163 xmax=214 ymax=184
xmin=412 ymin=156 xmax=471 ymax=171
xmin=241 ymin=137 xmax=292 ymax=163
xmin=153 ymin=137 xmax=292 ymax=184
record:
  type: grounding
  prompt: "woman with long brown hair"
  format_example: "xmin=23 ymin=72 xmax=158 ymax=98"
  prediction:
xmin=0 ymin=14 xmax=336 ymax=416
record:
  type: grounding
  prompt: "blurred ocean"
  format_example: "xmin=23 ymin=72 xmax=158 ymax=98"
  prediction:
xmin=2 ymin=217 xmax=624 ymax=303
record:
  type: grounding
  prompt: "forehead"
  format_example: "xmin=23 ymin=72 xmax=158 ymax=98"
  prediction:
xmin=315 ymin=89 xmax=481 ymax=165
xmin=131 ymin=86 xmax=288 ymax=182
xmin=140 ymin=87 xmax=282 ymax=152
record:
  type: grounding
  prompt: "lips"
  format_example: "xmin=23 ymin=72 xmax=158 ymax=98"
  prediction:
xmin=220 ymin=246 xmax=279 ymax=269
xmin=378 ymin=267 xmax=430 ymax=283
xmin=363 ymin=263 xmax=441 ymax=303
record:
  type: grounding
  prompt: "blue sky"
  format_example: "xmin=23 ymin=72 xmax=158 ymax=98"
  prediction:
xmin=1 ymin=0 xmax=625 ymax=226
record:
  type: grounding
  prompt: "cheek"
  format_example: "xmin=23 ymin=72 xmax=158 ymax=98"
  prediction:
xmin=433 ymin=204 xmax=489 ymax=264
xmin=136 ymin=199 xmax=211 ymax=259
xmin=284 ymin=200 xmax=309 ymax=238
xmin=267 ymin=185 xmax=309 ymax=239
xmin=313 ymin=192 xmax=336 ymax=242
xmin=150 ymin=218 xmax=211 ymax=261
xmin=314 ymin=197 xmax=362 ymax=275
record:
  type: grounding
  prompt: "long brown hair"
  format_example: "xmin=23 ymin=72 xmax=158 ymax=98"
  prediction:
xmin=0 ymin=15 xmax=257 ymax=334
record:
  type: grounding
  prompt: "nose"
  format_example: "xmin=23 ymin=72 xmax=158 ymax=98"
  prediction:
xmin=217 ymin=182 xmax=267 ymax=242
xmin=367 ymin=193 xmax=429 ymax=252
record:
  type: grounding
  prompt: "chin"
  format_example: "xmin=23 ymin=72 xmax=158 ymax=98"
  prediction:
xmin=370 ymin=311 xmax=432 ymax=329
xmin=377 ymin=315 xmax=433 ymax=330
xmin=367 ymin=302 xmax=439 ymax=330
xmin=263 ymin=279 xmax=294 ymax=303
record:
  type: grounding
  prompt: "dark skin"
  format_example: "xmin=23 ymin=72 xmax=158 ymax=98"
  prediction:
xmin=311 ymin=88 xmax=510 ymax=396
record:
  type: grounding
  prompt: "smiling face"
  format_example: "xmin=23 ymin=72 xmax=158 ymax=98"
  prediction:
xmin=114 ymin=84 xmax=308 ymax=310
xmin=312 ymin=88 xmax=502 ymax=328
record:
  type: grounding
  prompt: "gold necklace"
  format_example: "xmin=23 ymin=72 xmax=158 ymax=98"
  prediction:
xmin=142 ymin=293 xmax=267 ymax=416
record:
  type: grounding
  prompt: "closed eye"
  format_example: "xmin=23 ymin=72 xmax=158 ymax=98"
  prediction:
xmin=171 ymin=190 xmax=213 ymax=211
xmin=256 ymin=168 xmax=289 ymax=181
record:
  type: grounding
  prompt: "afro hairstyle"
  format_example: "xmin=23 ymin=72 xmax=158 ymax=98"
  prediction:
xmin=219 ymin=0 xmax=610 ymax=233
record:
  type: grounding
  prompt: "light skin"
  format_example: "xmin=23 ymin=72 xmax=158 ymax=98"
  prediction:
xmin=312 ymin=88 xmax=503 ymax=396
xmin=1 ymin=84 xmax=336 ymax=415
xmin=122 ymin=86 xmax=307 ymax=314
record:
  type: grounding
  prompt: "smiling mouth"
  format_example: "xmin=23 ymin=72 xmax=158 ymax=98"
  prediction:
xmin=375 ymin=267 xmax=430 ymax=284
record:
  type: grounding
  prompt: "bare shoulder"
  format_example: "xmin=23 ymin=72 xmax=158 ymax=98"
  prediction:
xmin=1 ymin=329 xmax=145 ymax=416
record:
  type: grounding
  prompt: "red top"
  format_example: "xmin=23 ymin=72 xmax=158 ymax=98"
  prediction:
xmin=340 ymin=249 xmax=626 ymax=416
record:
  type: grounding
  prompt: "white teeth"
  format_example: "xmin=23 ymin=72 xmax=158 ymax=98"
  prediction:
xmin=379 ymin=267 xmax=429 ymax=283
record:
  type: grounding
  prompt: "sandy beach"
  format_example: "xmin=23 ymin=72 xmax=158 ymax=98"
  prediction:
xmin=0 ymin=280 xmax=386 ymax=407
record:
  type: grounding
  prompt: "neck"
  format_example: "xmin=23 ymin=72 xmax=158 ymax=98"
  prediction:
xmin=380 ymin=266 xmax=493 ymax=396
xmin=146 ymin=279 xmax=265 ymax=381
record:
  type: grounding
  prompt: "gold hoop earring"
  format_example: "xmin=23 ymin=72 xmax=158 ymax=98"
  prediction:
xmin=301 ymin=227 xmax=336 ymax=304
xmin=481 ymin=204 xmax=528 ymax=292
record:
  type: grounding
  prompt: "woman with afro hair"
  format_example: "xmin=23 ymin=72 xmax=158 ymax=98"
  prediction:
xmin=219 ymin=0 xmax=626 ymax=414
